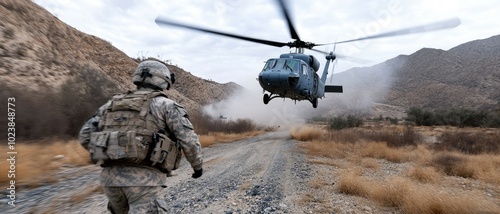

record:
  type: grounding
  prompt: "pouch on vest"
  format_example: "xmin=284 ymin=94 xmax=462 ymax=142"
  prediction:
xmin=150 ymin=132 xmax=182 ymax=173
xmin=89 ymin=130 xmax=150 ymax=165
xmin=90 ymin=131 xmax=110 ymax=165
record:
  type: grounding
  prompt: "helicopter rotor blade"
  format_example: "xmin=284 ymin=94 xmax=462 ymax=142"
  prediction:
xmin=336 ymin=17 xmax=461 ymax=44
xmin=310 ymin=48 xmax=329 ymax=55
xmin=155 ymin=17 xmax=289 ymax=48
xmin=335 ymin=53 xmax=371 ymax=64
xmin=310 ymin=48 xmax=370 ymax=64
xmin=276 ymin=0 xmax=300 ymax=40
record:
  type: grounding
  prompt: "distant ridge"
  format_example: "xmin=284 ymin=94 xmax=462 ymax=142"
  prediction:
xmin=327 ymin=35 xmax=500 ymax=117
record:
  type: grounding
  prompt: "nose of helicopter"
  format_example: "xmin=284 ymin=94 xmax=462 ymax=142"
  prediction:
xmin=259 ymin=71 xmax=299 ymax=91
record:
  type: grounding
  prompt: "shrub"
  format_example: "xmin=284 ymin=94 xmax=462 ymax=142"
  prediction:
xmin=329 ymin=115 xmax=363 ymax=130
xmin=0 ymin=65 xmax=119 ymax=139
xmin=0 ymin=84 xmax=67 ymax=139
xmin=337 ymin=173 xmax=500 ymax=213
xmin=405 ymin=107 xmax=436 ymax=126
xmin=190 ymin=111 xmax=260 ymax=135
xmin=434 ymin=131 xmax=500 ymax=154
xmin=431 ymin=153 xmax=474 ymax=178
xmin=405 ymin=107 xmax=497 ymax=127
xmin=360 ymin=126 xmax=420 ymax=147
xmin=290 ymin=126 xmax=326 ymax=141
xmin=407 ymin=165 xmax=439 ymax=183
xmin=58 ymin=65 xmax=120 ymax=136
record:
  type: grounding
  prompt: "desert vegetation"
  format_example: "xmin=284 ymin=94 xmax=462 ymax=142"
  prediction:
xmin=406 ymin=107 xmax=500 ymax=127
xmin=191 ymin=111 xmax=265 ymax=147
xmin=292 ymin=124 xmax=500 ymax=213
xmin=0 ymin=65 xmax=120 ymax=139
xmin=0 ymin=139 xmax=90 ymax=187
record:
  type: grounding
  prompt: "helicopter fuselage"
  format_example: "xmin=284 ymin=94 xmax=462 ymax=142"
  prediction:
xmin=258 ymin=53 xmax=330 ymax=106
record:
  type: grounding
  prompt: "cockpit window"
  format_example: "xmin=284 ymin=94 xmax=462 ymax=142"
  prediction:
xmin=285 ymin=60 xmax=299 ymax=72
xmin=262 ymin=59 xmax=300 ymax=72
xmin=262 ymin=59 xmax=277 ymax=70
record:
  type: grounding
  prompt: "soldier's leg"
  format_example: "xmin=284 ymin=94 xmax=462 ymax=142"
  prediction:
xmin=102 ymin=186 xmax=129 ymax=214
xmin=123 ymin=186 xmax=166 ymax=213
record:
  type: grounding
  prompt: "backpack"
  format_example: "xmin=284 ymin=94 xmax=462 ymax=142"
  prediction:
xmin=88 ymin=90 xmax=181 ymax=173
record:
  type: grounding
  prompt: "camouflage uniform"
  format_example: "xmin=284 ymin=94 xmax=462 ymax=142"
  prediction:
xmin=79 ymin=87 xmax=203 ymax=214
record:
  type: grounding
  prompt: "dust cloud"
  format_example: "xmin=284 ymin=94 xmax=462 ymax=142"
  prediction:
xmin=203 ymin=87 xmax=311 ymax=129
xmin=204 ymin=58 xmax=402 ymax=127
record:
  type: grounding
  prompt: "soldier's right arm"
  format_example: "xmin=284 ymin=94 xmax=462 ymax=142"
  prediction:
xmin=78 ymin=101 xmax=111 ymax=150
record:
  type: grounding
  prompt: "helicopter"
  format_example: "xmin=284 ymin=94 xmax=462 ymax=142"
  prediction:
xmin=155 ymin=0 xmax=460 ymax=108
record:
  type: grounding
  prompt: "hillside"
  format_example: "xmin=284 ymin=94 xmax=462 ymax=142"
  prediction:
xmin=0 ymin=0 xmax=240 ymax=114
xmin=329 ymin=35 xmax=500 ymax=117
xmin=387 ymin=35 xmax=500 ymax=110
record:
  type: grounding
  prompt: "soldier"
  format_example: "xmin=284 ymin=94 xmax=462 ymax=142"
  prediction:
xmin=79 ymin=60 xmax=203 ymax=213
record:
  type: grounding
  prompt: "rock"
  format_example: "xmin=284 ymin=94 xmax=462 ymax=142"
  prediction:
xmin=264 ymin=207 xmax=273 ymax=212
xmin=53 ymin=155 xmax=65 ymax=160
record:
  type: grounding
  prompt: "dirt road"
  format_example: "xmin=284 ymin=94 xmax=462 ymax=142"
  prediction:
xmin=3 ymin=131 xmax=323 ymax=213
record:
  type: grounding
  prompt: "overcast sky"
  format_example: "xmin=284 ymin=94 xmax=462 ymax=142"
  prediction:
xmin=34 ymin=0 xmax=500 ymax=90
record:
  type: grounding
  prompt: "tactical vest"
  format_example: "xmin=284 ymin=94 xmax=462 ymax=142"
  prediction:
xmin=89 ymin=90 xmax=181 ymax=173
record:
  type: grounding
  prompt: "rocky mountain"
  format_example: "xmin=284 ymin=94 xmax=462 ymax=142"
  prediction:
xmin=329 ymin=35 xmax=500 ymax=117
xmin=0 ymin=0 xmax=241 ymax=114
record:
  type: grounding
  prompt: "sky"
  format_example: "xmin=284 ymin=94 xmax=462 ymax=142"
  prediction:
xmin=33 ymin=0 xmax=500 ymax=90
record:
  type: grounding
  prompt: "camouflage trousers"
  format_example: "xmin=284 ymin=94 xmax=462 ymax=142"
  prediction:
xmin=103 ymin=186 xmax=168 ymax=214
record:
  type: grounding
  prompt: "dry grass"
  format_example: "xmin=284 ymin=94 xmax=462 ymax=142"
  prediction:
xmin=360 ymin=158 xmax=380 ymax=169
xmin=298 ymin=140 xmax=355 ymax=159
xmin=407 ymin=165 xmax=440 ymax=183
xmin=199 ymin=130 xmax=262 ymax=147
xmin=337 ymin=173 xmax=500 ymax=213
xmin=337 ymin=172 xmax=371 ymax=197
xmin=360 ymin=141 xmax=411 ymax=163
xmin=308 ymin=177 xmax=330 ymax=189
xmin=432 ymin=152 xmax=500 ymax=184
xmin=295 ymin=125 xmax=500 ymax=213
xmin=0 ymin=139 xmax=90 ymax=187
xmin=290 ymin=126 xmax=327 ymax=141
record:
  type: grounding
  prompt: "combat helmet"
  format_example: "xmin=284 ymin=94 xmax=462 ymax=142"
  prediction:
xmin=132 ymin=60 xmax=175 ymax=90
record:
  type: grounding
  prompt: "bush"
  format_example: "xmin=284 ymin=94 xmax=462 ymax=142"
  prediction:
xmin=434 ymin=131 xmax=500 ymax=154
xmin=329 ymin=115 xmax=363 ymax=130
xmin=432 ymin=153 xmax=473 ymax=178
xmin=405 ymin=107 xmax=497 ymax=127
xmin=190 ymin=112 xmax=260 ymax=135
xmin=0 ymin=84 xmax=67 ymax=139
xmin=58 ymin=66 xmax=119 ymax=136
xmin=405 ymin=107 xmax=436 ymax=126
xmin=361 ymin=126 xmax=420 ymax=147
xmin=0 ymin=65 xmax=119 ymax=139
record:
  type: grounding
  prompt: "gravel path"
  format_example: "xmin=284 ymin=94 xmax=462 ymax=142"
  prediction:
xmin=2 ymin=131 xmax=317 ymax=214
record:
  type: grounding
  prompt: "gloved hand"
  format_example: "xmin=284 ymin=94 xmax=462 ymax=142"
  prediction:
xmin=192 ymin=168 xmax=203 ymax=179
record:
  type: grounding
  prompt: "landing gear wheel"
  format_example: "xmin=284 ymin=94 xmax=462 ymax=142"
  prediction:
xmin=312 ymin=98 xmax=318 ymax=108
xmin=263 ymin=94 xmax=270 ymax=105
